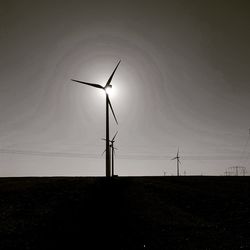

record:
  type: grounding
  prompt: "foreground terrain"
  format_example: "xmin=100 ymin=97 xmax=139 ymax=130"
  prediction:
xmin=0 ymin=176 xmax=249 ymax=249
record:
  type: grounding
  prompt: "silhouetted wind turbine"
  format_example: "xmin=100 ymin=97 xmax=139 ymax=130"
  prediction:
xmin=71 ymin=61 xmax=120 ymax=177
xmin=102 ymin=131 xmax=118 ymax=177
xmin=171 ymin=148 xmax=181 ymax=176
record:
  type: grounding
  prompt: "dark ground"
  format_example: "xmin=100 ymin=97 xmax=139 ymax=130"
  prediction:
xmin=0 ymin=176 xmax=249 ymax=249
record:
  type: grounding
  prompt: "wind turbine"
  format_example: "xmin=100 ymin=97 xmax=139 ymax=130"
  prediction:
xmin=102 ymin=131 xmax=118 ymax=177
xmin=71 ymin=61 xmax=120 ymax=177
xmin=171 ymin=148 xmax=181 ymax=176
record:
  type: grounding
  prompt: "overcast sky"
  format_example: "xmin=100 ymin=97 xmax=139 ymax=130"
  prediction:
xmin=0 ymin=0 xmax=250 ymax=176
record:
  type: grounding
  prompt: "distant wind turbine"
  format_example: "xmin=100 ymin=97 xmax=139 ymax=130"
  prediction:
xmin=71 ymin=61 xmax=120 ymax=177
xmin=102 ymin=131 xmax=118 ymax=177
xmin=171 ymin=148 xmax=181 ymax=176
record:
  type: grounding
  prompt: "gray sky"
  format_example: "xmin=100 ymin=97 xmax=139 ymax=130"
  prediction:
xmin=1 ymin=0 xmax=250 ymax=176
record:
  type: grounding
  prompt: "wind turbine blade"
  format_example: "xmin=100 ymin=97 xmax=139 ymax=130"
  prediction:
xmin=171 ymin=157 xmax=177 ymax=160
xmin=112 ymin=131 xmax=118 ymax=141
xmin=101 ymin=149 xmax=106 ymax=156
xmin=105 ymin=60 xmax=121 ymax=88
xmin=107 ymin=96 xmax=118 ymax=124
xmin=71 ymin=79 xmax=104 ymax=89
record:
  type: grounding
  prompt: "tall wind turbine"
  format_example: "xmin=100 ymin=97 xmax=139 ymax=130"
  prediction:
xmin=71 ymin=61 xmax=120 ymax=177
xmin=102 ymin=131 xmax=118 ymax=177
xmin=171 ymin=148 xmax=181 ymax=176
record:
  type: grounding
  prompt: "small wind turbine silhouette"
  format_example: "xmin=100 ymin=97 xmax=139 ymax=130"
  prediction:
xmin=102 ymin=131 xmax=118 ymax=177
xmin=71 ymin=61 xmax=120 ymax=177
xmin=171 ymin=148 xmax=181 ymax=176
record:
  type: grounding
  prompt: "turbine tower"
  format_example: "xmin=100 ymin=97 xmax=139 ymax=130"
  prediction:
xmin=71 ymin=61 xmax=120 ymax=177
xmin=171 ymin=148 xmax=181 ymax=176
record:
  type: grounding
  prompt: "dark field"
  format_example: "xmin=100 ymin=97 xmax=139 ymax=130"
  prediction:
xmin=0 ymin=177 xmax=249 ymax=249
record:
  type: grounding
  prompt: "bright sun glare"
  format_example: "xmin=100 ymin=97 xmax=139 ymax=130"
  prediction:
xmin=105 ymin=86 xmax=113 ymax=96
xmin=99 ymin=85 xmax=116 ymax=98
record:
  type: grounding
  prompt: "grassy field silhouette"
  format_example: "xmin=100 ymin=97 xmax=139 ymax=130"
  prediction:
xmin=0 ymin=176 xmax=249 ymax=249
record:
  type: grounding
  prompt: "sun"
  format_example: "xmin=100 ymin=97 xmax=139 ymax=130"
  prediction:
xmin=98 ymin=85 xmax=116 ymax=98
xmin=105 ymin=85 xmax=113 ymax=96
xmin=97 ymin=84 xmax=116 ymax=99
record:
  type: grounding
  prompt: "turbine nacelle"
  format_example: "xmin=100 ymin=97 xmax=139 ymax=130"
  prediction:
xmin=105 ymin=85 xmax=112 ymax=95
